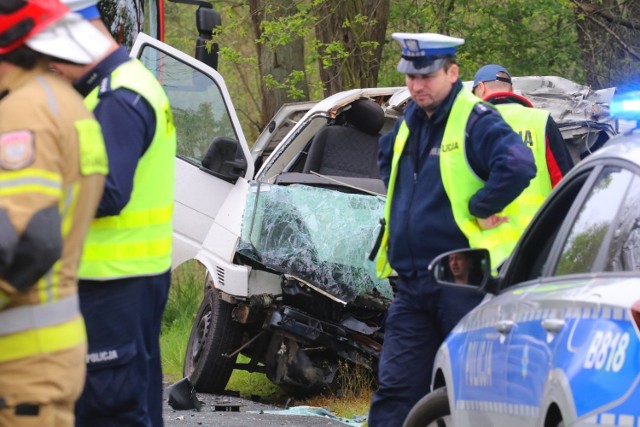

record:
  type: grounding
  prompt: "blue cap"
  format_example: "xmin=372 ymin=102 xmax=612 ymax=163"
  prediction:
xmin=473 ymin=64 xmax=511 ymax=89
xmin=392 ymin=33 xmax=464 ymax=74
xmin=77 ymin=5 xmax=100 ymax=20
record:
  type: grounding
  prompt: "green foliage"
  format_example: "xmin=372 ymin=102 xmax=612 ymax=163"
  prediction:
xmin=263 ymin=70 xmax=309 ymax=99
xmin=258 ymin=5 xmax=314 ymax=48
xmin=379 ymin=0 xmax=584 ymax=86
xmin=556 ymin=222 xmax=609 ymax=275
xmin=161 ymin=261 xmax=204 ymax=381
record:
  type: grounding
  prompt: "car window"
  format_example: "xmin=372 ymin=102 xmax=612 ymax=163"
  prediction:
xmin=555 ymin=167 xmax=633 ymax=275
xmin=137 ymin=45 xmax=240 ymax=167
xmin=501 ymin=170 xmax=592 ymax=287
xmin=605 ymin=175 xmax=640 ymax=271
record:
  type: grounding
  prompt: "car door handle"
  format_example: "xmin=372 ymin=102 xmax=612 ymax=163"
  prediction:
xmin=494 ymin=320 xmax=514 ymax=334
xmin=542 ymin=318 xmax=565 ymax=333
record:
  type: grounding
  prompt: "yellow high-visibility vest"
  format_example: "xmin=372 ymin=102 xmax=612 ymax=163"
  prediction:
xmin=79 ymin=59 xmax=177 ymax=279
xmin=376 ymin=88 xmax=523 ymax=276
xmin=496 ymin=103 xmax=551 ymax=233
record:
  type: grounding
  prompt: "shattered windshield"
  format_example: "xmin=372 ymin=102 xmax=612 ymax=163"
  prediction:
xmin=239 ymin=183 xmax=392 ymax=303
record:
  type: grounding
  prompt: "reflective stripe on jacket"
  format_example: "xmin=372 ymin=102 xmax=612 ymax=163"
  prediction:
xmin=0 ymin=68 xmax=107 ymax=362
xmin=0 ymin=296 xmax=85 ymax=362
xmin=79 ymin=59 xmax=177 ymax=280
xmin=496 ymin=103 xmax=551 ymax=232
xmin=375 ymin=121 xmax=410 ymax=279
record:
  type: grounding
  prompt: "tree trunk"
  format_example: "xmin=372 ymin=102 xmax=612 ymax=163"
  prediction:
xmin=314 ymin=0 xmax=390 ymax=97
xmin=248 ymin=0 xmax=310 ymax=131
xmin=572 ymin=0 xmax=640 ymax=90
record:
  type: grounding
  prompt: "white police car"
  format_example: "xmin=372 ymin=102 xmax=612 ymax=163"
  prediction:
xmin=404 ymin=93 xmax=640 ymax=427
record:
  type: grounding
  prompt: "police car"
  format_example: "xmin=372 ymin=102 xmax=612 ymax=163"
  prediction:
xmin=403 ymin=93 xmax=640 ymax=427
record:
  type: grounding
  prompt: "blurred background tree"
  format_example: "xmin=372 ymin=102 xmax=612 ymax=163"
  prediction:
xmin=102 ymin=0 xmax=639 ymax=142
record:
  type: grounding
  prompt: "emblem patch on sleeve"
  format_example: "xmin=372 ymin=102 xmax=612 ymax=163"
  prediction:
xmin=0 ymin=131 xmax=35 ymax=170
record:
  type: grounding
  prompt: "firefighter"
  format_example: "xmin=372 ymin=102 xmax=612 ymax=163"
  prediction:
xmin=51 ymin=1 xmax=177 ymax=425
xmin=0 ymin=1 xmax=109 ymax=426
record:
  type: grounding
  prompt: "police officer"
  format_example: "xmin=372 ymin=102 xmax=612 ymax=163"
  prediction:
xmin=370 ymin=33 xmax=536 ymax=427
xmin=472 ymin=64 xmax=574 ymax=235
xmin=50 ymin=1 xmax=177 ymax=425
xmin=0 ymin=1 xmax=109 ymax=425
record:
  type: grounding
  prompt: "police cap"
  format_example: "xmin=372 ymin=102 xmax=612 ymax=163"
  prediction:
xmin=392 ymin=32 xmax=464 ymax=74
xmin=60 ymin=0 xmax=100 ymax=19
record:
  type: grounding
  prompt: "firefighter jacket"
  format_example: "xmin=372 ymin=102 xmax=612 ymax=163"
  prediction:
xmin=78 ymin=57 xmax=177 ymax=280
xmin=0 ymin=59 xmax=107 ymax=363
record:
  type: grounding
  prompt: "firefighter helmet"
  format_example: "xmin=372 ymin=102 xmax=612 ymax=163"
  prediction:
xmin=0 ymin=0 xmax=69 ymax=54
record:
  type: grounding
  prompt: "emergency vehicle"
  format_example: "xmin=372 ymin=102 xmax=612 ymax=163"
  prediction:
xmin=403 ymin=93 xmax=640 ymax=427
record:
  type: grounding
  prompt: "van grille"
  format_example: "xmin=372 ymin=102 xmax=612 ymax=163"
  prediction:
xmin=216 ymin=266 xmax=225 ymax=286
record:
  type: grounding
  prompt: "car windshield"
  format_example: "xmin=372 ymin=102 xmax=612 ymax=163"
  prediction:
xmin=238 ymin=183 xmax=392 ymax=303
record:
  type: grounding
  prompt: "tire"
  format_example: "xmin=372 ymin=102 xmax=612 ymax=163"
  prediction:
xmin=183 ymin=286 xmax=243 ymax=393
xmin=403 ymin=387 xmax=451 ymax=427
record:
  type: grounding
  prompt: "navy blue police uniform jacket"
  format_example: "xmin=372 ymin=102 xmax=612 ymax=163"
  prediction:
xmin=74 ymin=46 xmax=156 ymax=218
xmin=378 ymin=79 xmax=536 ymax=277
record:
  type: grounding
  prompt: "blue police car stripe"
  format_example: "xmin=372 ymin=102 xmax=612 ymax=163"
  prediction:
xmin=444 ymin=287 xmax=639 ymax=425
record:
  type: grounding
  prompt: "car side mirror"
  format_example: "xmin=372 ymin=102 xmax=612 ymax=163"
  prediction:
xmin=201 ymin=136 xmax=247 ymax=183
xmin=428 ymin=248 xmax=491 ymax=290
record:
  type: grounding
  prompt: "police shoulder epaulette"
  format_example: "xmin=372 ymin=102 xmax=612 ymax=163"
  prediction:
xmin=466 ymin=103 xmax=495 ymax=137
xmin=98 ymin=76 xmax=113 ymax=96
xmin=472 ymin=103 xmax=494 ymax=116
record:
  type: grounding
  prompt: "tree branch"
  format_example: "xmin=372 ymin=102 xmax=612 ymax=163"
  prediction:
xmin=573 ymin=0 xmax=640 ymax=30
xmin=572 ymin=0 xmax=640 ymax=61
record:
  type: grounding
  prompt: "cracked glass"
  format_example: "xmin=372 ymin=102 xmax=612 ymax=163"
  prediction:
xmin=239 ymin=183 xmax=392 ymax=303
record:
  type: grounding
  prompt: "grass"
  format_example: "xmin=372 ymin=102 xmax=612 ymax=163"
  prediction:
xmin=300 ymin=361 xmax=375 ymax=423
xmin=160 ymin=260 xmax=204 ymax=382
xmin=160 ymin=260 xmax=374 ymax=422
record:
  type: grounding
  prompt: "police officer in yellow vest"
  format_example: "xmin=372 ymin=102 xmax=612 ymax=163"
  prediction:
xmin=49 ymin=1 xmax=176 ymax=425
xmin=369 ymin=33 xmax=536 ymax=427
xmin=0 ymin=1 xmax=109 ymax=425
xmin=472 ymin=64 xmax=574 ymax=235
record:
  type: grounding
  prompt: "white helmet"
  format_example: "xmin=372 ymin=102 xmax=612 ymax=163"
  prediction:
xmin=59 ymin=0 xmax=100 ymax=18
xmin=26 ymin=11 xmax=111 ymax=64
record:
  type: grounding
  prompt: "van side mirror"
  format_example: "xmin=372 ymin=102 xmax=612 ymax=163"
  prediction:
xmin=195 ymin=5 xmax=220 ymax=70
xmin=201 ymin=136 xmax=247 ymax=183
xmin=428 ymin=248 xmax=491 ymax=290
xmin=168 ymin=0 xmax=220 ymax=70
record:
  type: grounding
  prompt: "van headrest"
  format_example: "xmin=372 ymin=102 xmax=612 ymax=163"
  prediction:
xmin=345 ymin=98 xmax=385 ymax=135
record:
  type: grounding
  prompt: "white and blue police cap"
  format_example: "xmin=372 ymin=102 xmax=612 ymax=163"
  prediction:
xmin=392 ymin=33 xmax=464 ymax=74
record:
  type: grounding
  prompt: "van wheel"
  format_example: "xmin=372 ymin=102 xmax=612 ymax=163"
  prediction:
xmin=183 ymin=286 xmax=242 ymax=393
xmin=403 ymin=387 xmax=451 ymax=427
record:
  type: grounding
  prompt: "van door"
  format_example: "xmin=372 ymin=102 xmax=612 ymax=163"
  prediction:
xmin=131 ymin=33 xmax=253 ymax=268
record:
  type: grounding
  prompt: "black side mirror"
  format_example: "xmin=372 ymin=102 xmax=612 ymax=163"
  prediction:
xmin=195 ymin=5 xmax=221 ymax=70
xmin=201 ymin=136 xmax=247 ymax=183
xmin=168 ymin=0 xmax=220 ymax=70
xmin=428 ymin=248 xmax=491 ymax=290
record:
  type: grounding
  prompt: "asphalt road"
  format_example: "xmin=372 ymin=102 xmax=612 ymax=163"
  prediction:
xmin=162 ymin=385 xmax=358 ymax=427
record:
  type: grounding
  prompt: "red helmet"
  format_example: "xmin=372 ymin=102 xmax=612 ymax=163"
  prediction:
xmin=0 ymin=0 xmax=69 ymax=54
